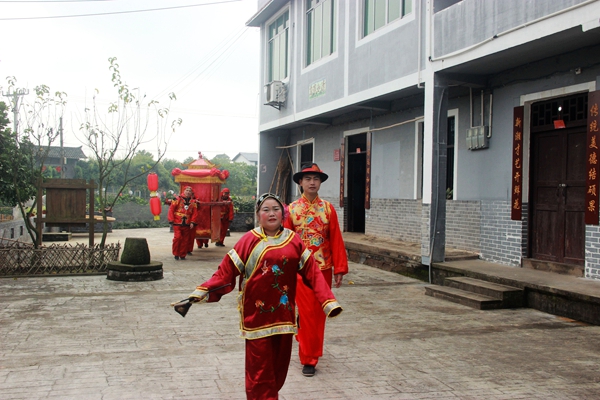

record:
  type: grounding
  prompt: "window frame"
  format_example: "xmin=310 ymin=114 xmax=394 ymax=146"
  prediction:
xmin=267 ymin=8 xmax=291 ymax=83
xmin=363 ymin=0 xmax=412 ymax=38
xmin=446 ymin=109 xmax=458 ymax=200
xmin=305 ymin=0 xmax=337 ymax=67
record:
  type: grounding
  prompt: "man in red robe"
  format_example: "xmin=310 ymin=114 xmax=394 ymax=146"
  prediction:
xmin=215 ymin=188 xmax=235 ymax=247
xmin=284 ymin=163 xmax=349 ymax=377
xmin=167 ymin=186 xmax=198 ymax=260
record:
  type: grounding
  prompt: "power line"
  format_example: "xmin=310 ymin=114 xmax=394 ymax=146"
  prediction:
xmin=151 ymin=26 xmax=248 ymax=100
xmin=0 ymin=1 xmax=111 ymax=2
xmin=0 ymin=0 xmax=241 ymax=20
xmin=155 ymin=28 xmax=252 ymax=100
xmin=0 ymin=1 xmax=112 ymax=3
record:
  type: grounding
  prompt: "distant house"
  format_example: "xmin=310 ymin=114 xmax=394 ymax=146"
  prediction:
xmin=232 ymin=152 xmax=258 ymax=166
xmin=37 ymin=146 xmax=87 ymax=179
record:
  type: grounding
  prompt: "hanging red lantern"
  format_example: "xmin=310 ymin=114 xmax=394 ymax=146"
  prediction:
xmin=150 ymin=197 xmax=161 ymax=221
xmin=147 ymin=173 xmax=159 ymax=193
xmin=147 ymin=172 xmax=161 ymax=220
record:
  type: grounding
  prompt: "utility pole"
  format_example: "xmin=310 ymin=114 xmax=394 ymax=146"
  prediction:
xmin=2 ymin=88 xmax=29 ymax=138
xmin=59 ymin=117 xmax=65 ymax=178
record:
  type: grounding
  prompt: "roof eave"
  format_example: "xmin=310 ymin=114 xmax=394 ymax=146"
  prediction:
xmin=245 ymin=0 xmax=288 ymax=27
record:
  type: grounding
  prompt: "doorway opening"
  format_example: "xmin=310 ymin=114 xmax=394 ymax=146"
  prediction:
xmin=347 ymin=133 xmax=367 ymax=232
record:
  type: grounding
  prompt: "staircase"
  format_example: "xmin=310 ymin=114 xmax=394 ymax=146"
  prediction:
xmin=424 ymin=276 xmax=524 ymax=310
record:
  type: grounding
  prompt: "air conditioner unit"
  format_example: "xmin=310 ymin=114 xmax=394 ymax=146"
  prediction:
xmin=265 ymin=81 xmax=285 ymax=104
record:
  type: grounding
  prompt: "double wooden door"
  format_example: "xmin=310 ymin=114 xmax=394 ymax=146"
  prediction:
xmin=530 ymin=126 xmax=586 ymax=265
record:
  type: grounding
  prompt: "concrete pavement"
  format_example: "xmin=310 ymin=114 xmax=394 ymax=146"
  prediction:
xmin=1 ymin=227 xmax=600 ymax=399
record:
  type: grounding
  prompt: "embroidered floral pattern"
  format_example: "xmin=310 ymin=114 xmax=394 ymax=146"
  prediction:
xmin=255 ymin=257 xmax=292 ymax=313
xmin=288 ymin=195 xmax=335 ymax=268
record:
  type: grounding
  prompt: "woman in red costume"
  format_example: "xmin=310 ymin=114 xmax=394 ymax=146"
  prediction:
xmin=167 ymin=186 xmax=198 ymax=260
xmin=185 ymin=193 xmax=342 ymax=400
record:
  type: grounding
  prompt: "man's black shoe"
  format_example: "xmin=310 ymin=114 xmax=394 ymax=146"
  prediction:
xmin=216 ymin=242 xmax=225 ymax=247
xmin=187 ymin=252 xmax=193 ymax=256
xmin=302 ymin=365 xmax=315 ymax=377
xmin=174 ymin=256 xmax=179 ymax=260
xmin=204 ymin=243 xmax=209 ymax=248
xmin=180 ymin=257 xmax=186 ymax=260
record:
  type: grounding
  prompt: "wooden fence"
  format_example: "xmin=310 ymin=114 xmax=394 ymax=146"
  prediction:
xmin=0 ymin=241 xmax=121 ymax=277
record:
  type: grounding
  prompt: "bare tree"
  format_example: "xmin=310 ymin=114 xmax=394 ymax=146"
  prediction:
xmin=78 ymin=57 xmax=182 ymax=247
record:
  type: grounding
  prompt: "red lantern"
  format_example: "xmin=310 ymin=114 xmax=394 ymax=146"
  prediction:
xmin=147 ymin=173 xmax=159 ymax=193
xmin=147 ymin=173 xmax=160 ymax=220
xmin=150 ymin=197 xmax=161 ymax=221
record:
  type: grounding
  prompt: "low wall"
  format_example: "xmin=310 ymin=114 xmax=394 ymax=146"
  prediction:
xmin=0 ymin=219 xmax=32 ymax=243
xmin=231 ymin=212 xmax=255 ymax=232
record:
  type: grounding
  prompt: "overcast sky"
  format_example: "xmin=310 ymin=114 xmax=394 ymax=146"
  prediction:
xmin=0 ymin=0 xmax=260 ymax=162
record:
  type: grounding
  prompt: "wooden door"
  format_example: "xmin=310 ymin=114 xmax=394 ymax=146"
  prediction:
xmin=531 ymin=127 xmax=586 ymax=265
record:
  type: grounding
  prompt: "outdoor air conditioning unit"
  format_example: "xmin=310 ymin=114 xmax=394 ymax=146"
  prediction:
xmin=265 ymin=81 xmax=285 ymax=107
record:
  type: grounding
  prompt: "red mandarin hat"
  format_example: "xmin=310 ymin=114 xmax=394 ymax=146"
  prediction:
xmin=292 ymin=163 xmax=329 ymax=184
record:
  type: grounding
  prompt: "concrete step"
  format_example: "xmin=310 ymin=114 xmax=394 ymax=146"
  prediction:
xmin=424 ymin=285 xmax=503 ymax=310
xmin=42 ymin=232 xmax=72 ymax=242
xmin=522 ymin=258 xmax=584 ymax=277
xmin=444 ymin=276 xmax=524 ymax=308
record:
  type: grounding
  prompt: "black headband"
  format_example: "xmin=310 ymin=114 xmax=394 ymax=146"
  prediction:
xmin=256 ymin=193 xmax=284 ymax=211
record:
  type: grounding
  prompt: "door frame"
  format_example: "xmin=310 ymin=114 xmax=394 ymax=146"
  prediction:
xmin=342 ymin=127 xmax=370 ymax=232
xmin=522 ymin=83 xmax=595 ymax=264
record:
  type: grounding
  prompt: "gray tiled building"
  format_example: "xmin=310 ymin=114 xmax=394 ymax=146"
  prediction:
xmin=37 ymin=145 xmax=87 ymax=179
xmin=247 ymin=0 xmax=600 ymax=280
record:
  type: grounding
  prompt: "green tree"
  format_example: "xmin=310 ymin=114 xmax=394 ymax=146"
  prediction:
xmin=75 ymin=158 xmax=99 ymax=181
xmin=162 ymin=158 xmax=183 ymax=173
xmin=156 ymin=158 xmax=179 ymax=195
xmin=209 ymin=154 xmax=257 ymax=196
xmin=78 ymin=57 xmax=182 ymax=247
xmin=0 ymin=102 xmax=14 ymax=205
xmin=0 ymin=79 xmax=65 ymax=246
xmin=182 ymin=156 xmax=195 ymax=166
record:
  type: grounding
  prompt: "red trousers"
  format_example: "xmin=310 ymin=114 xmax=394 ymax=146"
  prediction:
xmin=219 ymin=219 xmax=231 ymax=243
xmin=172 ymin=225 xmax=193 ymax=258
xmin=245 ymin=334 xmax=293 ymax=400
xmin=185 ymin=227 xmax=196 ymax=253
xmin=295 ymin=267 xmax=332 ymax=366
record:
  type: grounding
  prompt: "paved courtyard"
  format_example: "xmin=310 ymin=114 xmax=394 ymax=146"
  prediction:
xmin=1 ymin=228 xmax=600 ymax=399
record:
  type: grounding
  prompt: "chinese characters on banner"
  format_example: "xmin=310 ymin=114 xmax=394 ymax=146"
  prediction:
xmin=339 ymin=139 xmax=345 ymax=208
xmin=511 ymin=106 xmax=524 ymax=220
xmin=365 ymin=131 xmax=372 ymax=209
xmin=586 ymin=90 xmax=600 ymax=225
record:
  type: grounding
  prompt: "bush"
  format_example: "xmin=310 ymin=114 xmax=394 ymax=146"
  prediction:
xmin=111 ymin=201 xmax=170 ymax=229
xmin=232 ymin=196 xmax=255 ymax=213
xmin=0 ymin=206 xmax=12 ymax=216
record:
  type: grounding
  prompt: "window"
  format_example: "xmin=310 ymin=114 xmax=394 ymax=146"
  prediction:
xmin=363 ymin=0 xmax=412 ymax=37
xmin=446 ymin=116 xmax=455 ymax=200
xmin=306 ymin=0 xmax=336 ymax=66
xmin=268 ymin=11 xmax=289 ymax=82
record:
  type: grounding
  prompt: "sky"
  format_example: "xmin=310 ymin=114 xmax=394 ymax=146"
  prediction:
xmin=0 ymin=0 xmax=261 ymax=162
